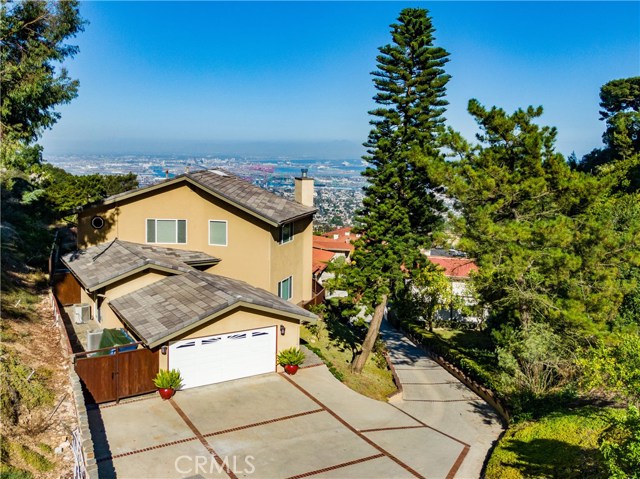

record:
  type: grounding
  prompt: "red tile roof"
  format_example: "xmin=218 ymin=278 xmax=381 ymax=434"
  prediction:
xmin=313 ymin=236 xmax=355 ymax=253
xmin=312 ymin=248 xmax=336 ymax=274
xmin=322 ymin=226 xmax=354 ymax=238
xmin=428 ymin=256 xmax=478 ymax=279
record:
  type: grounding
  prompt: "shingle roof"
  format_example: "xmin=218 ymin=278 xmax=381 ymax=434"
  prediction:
xmin=81 ymin=169 xmax=317 ymax=226
xmin=61 ymin=240 xmax=219 ymax=291
xmin=109 ymin=270 xmax=317 ymax=347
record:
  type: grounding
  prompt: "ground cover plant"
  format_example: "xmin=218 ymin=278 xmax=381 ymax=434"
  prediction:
xmin=301 ymin=305 xmax=396 ymax=401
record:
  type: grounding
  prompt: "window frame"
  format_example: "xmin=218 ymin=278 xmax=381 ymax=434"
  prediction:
xmin=145 ymin=218 xmax=188 ymax=245
xmin=208 ymin=220 xmax=228 ymax=247
xmin=278 ymin=276 xmax=293 ymax=301
xmin=279 ymin=222 xmax=294 ymax=245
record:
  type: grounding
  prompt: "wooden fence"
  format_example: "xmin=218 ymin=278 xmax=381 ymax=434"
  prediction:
xmin=301 ymin=280 xmax=325 ymax=309
xmin=52 ymin=272 xmax=82 ymax=305
xmin=74 ymin=346 xmax=159 ymax=404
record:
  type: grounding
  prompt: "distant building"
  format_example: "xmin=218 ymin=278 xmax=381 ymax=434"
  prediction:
xmin=425 ymin=249 xmax=483 ymax=324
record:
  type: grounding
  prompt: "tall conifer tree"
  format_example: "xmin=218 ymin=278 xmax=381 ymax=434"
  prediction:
xmin=347 ymin=8 xmax=450 ymax=373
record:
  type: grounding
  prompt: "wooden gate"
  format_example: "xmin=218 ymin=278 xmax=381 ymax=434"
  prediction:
xmin=74 ymin=345 xmax=159 ymax=404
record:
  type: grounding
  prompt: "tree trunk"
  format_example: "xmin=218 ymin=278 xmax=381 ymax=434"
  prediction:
xmin=352 ymin=294 xmax=388 ymax=374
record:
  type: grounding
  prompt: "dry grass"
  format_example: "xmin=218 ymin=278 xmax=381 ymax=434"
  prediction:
xmin=1 ymin=270 xmax=78 ymax=479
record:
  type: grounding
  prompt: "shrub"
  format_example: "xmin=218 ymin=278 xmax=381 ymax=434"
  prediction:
xmin=600 ymin=406 xmax=640 ymax=479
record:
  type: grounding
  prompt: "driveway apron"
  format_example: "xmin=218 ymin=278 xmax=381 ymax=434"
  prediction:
xmin=88 ymin=327 xmax=503 ymax=479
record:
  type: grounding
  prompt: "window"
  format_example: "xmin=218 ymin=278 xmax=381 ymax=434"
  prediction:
xmin=208 ymin=220 xmax=227 ymax=246
xmin=278 ymin=276 xmax=293 ymax=301
xmin=280 ymin=222 xmax=294 ymax=244
xmin=146 ymin=219 xmax=187 ymax=244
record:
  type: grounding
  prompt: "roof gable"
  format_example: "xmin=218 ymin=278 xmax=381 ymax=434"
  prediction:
xmin=80 ymin=169 xmax=317 ymax=227
xmin=61 ymin=240 xmax=219 ymax=291
xmin=109 ymin=270 xmax=317 ymax=347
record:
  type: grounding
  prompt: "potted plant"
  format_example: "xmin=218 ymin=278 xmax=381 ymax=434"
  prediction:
xmin=277 ymin=347 xmax=305 ymax=375
xmin=153 ymin=369 xmax=183 ymax=399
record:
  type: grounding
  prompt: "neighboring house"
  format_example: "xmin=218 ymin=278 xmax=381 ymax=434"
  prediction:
xmin=76 ymin=169 xmax=316 ymax=305
xmin=312 ymin=248 xmax=337 ymax=280
xmin=425 ymin=249 xmax=481 ymax=323
xmin=312 ymin=226 xmax=357 ymax=260
xmin=58 ymin=169 xmax=319 ymax=391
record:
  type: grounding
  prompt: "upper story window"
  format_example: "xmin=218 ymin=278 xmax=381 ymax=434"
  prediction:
xmin=278 ymin=276 xmax=293 ymax=301
xmin=209 ymin=220 xmax=227 ymax=246
xmin=146 ymin=219 xmax=187 ymax=244
xmin=280 ymin=222 xmax=293 ymax=244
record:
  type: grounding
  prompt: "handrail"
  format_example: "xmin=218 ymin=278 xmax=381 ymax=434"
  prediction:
xmin=73 ymin=341 xmax=144 ymax=360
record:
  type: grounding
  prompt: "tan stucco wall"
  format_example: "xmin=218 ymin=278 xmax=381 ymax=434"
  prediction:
xmin=270 ymin=217 xmax=313 ymax=304
xmin=158 ymin=307 xmax=301 ymax=372
xmin=78 ymin=181 xmax=314 ymax=301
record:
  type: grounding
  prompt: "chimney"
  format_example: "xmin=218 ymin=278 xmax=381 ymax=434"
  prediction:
xmin=294 ymin=168 xmax=314 ymax=207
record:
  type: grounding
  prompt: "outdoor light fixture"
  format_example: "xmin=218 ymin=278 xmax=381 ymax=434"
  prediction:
xmin=280 ymin=325 xmax=286 ymax=336
xmin=161 ymin=345 xmax=168 ymax=355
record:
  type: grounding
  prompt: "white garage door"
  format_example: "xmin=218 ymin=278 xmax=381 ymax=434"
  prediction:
xmin=168 ymin=326 xmax=277 ymax=389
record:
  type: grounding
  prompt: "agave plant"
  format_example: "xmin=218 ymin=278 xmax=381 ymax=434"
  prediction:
xmin=153 ymin=369 xmax=183 ymax=389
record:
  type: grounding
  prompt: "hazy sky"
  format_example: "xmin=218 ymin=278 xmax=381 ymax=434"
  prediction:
xmin=40 ymin=1 xmax=640 ymax=160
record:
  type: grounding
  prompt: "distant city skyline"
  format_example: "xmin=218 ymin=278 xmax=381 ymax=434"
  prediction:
xmin=41 ymin=1 xmax=639 ymax=160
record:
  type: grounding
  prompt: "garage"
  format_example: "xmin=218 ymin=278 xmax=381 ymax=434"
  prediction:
xmin=168 ymin=326 xmax=277 ymax=389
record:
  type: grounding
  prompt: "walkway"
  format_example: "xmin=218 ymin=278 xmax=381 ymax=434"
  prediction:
xmin=380 ymin=319 xmax=504 ymax=478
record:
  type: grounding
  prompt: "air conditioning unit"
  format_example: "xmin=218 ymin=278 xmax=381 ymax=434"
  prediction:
xmin=74 ymin=303 xmax=91 ymax=324
xmin=87 ymin=330 xmax=103 ymax=352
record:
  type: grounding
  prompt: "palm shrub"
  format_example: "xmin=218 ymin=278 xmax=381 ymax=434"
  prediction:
xmin=152 ymin=369 xmax=183 ymax=389
xmin=277 ymin=347 xmax=305 ymax=367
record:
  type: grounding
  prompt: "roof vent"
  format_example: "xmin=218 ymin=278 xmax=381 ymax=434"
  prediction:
xmin=211 ymin=170 xmax=228 ymax=176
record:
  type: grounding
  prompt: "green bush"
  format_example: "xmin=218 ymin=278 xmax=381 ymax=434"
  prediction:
xmin=600 ymin=406 xmax=640 ymax=479
xmin=152 ymin=369 xmax=183 ymax=389
xmin=277 ymin=347 xmax=306 ymax=366
xmin=403 ymin=321 xmax=501 ymax=392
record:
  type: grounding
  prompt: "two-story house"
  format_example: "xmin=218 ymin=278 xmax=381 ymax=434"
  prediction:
xmin=61 ymin=169 xmax=318 ymax=389
xmin=76 ymin=169 xmax=316 ymax=304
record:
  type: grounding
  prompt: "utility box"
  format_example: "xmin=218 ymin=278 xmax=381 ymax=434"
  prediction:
xmin=87 ymin=330 xmax=103 ymax=352
xmin=73 ymin=303 xmax=91 ymax=324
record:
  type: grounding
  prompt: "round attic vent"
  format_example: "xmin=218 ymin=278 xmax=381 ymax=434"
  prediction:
xmin=91 ymin=216 xmax=105 ymax=230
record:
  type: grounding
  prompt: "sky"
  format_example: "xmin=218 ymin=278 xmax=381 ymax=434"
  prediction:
xmin=40 ymin=1 xmax=640 ymax=160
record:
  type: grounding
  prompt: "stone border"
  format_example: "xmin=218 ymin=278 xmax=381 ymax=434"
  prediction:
xmin=400 ymin=326 xmax=510 ymax=424
xmin=382 ymin=350 xmax=403 ymax=401
xmin=51 ymin=293 xmax=98 ymax=479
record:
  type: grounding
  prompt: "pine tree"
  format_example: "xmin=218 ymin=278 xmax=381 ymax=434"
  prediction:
xmin=347 ymin=8 xmax=450 ymax=373
xmin=453 ymin=100 xmax=637 ymax=333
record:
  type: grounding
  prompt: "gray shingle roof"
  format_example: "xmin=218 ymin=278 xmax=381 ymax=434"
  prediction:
xmin=61 ymin=240 xmax=219 ymax=291
xmin=81 ymin=169 xmax=317 ymax=226
xmin=187 ymin=170 xmax=316 ymax=225
xmin=109 ymin=270 xmax=317 ymax=347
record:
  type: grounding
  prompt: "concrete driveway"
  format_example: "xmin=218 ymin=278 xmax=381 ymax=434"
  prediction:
xmin=380 ymin=320 xmax=505 ymax=479
xmin=89 ymin=362 xmax=493 ymax=479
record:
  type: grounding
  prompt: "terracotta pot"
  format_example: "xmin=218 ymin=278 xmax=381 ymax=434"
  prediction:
xmin=284 ymin=364 xmax=299 ymax=375
xmin=158 ymin=388 xmax=175 ymax=400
